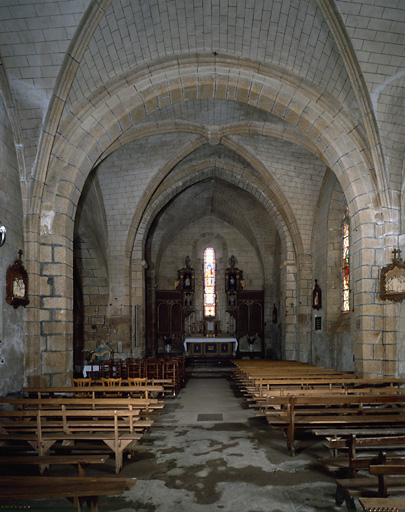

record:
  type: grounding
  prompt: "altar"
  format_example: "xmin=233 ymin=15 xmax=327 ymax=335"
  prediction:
xmin=184 ymin=336 xmax=238 ymax=356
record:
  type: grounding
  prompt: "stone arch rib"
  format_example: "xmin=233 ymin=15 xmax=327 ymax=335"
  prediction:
xmin=42 ymin=56 xmax=378 ymax=256
xmin=316 ymin=0 xmax=390 ymax=211
xmin=130 ymin=156 xmax=296 ymax=272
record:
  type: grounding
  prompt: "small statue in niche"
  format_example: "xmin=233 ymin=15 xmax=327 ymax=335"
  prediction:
xmin=228 ymin=272 xmax=236 ymax=290
xmin=312 ymin=280 xmax=322 ymax=310
xmin=228 ymin=292 xmax=236 ymax=307
xmin=229 ymin=255 xmax=237 ymax=269
xmin=179 ymin=255 xmax=194 ymax=291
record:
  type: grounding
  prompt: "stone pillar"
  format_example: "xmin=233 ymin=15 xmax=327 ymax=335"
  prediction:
xmin=297 ymin=255 xmax=312 ymax=363
xmin=38 ymin=236 xmax=74 ymax=386
xmin=280 ymin=257 xmax=297 ymax=360
xmin=131 ymin=258 xmax=148 ymax=358
xmin=353 ymin=209 xmax=400 ymax=377
xmin=145 ymin=266 xmax=156 ymax=357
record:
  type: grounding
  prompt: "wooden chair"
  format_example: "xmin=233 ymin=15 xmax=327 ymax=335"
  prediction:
xmin=72 ymin=378 xmax=92 ymax=397
xmin=127 ymin=378 xmax=148 ymax=397
xmin=126 ymin=359 xmax=144 ymax=378
xmin=101 ymin=377 xmax=122 ymax=397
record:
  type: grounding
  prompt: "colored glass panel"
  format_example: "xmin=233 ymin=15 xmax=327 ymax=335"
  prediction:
xmin=342 ymin=207 xmax=350 ymax=312
xmin=204 ymin=247 xmax=216 ymax=317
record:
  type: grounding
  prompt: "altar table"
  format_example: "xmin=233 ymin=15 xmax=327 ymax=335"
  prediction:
xmin=184 ymin=337 xmax=238 ymax=356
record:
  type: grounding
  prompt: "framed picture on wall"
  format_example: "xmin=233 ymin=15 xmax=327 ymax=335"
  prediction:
xmin=380 ymin=250 xmax=405 ymax=303
xmin=6 ymin=250 xmax=29 ymax=309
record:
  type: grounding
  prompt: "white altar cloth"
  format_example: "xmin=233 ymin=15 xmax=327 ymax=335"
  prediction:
xmin=83 ymin=365 xmax=99 ymax=378
xmin=184 ymin=336 xmax=238 ymax=354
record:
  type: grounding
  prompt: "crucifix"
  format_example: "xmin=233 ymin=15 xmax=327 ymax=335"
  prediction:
xmin=392 ymin=248 xmax=401 ymax=262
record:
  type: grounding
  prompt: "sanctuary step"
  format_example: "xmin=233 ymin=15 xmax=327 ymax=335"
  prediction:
xmin=185 ymin=357 xmax=235 ymax=378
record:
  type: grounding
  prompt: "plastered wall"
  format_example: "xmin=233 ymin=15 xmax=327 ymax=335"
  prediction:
xmin=0 ymin=95 xmax=24 ymax=396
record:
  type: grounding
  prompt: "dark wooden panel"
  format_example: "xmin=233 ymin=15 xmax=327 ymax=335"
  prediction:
xmin=157 ymin=302 xmax=170 ymax=333
xmin=238 ymin=302 xmax=249 ymax=333
xmin=251 ymin=302 xmax=263 ymax=333
xmin=236 ymin=290 xmax=264 ymax=339
xmin=156 ymin=291 xmax=184 ymax=338
xmin=171 ymin=302 xmax=182 ymax=332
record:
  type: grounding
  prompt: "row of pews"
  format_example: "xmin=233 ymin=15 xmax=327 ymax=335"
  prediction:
xmin=0 ymin=377 xmax=172 ymax=511
xmin=232 ymin=359 xmax=405 ymax=512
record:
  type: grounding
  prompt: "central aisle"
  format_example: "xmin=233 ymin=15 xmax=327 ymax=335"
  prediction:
xmin=114 ymin=376 xmax=341 ymax=512
xmin=164 ymin=376 xmax=252 ymax=425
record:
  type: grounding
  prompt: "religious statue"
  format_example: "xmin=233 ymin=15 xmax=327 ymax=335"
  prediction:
xmin=162 ymin=334 xmax=175 ymax=353
xmin=178 ymin=255 xmax=195 ymax=293
xmin=312 ymin=280 xmax=322 ymax=310
xmin=229 ymin=255 xmax=236 ymax=269
xmin=228 ymin=292 xmax=236 ymax=307
xmin=89 ymin=341 xmax=112 ymax=363
xmin=13 ymin=277 xmax=26 ymax=299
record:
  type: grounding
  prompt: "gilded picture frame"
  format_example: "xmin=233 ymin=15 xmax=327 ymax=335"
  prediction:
xmin=380 ymin=250 xmax=405 ymax=303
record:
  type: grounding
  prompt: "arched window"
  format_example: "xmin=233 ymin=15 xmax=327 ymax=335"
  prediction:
xmin=342 ymin=206 xmax=350 ymax=313
xmin=204 ymin=247 xmax=216 ymax=318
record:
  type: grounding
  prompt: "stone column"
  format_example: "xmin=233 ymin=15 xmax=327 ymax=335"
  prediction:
xmin=131 ymin=258 xmax=148 ymax=357
xmin=280 ymin=257 xmax=297 ymax=360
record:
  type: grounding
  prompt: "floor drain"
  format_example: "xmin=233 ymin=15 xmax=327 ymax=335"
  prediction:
xmin=197 ymin=414 xmax=223 ymax=421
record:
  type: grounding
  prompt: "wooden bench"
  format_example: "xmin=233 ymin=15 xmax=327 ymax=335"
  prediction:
xmin=0 ymin=408 xmax=146 ymax=473
xmin=0 ymin=453 xmax=109 ymax=475
xmin=244 ymin=378 xmax=405 ymax=404
xmin=335 ymin=453 xmax=405 ymax=511
xmin=0 ymin=475 xmax=136 ymax=512
xmin=21 ymin=384 xmax=165 ymax=400
xmin=0 ymin=396 xmax=164 ymax=416
xmin=263 ymin=394 xmax=405 ymax=456
xmin=319 ymin=434 xmax=405 ymax=478
xmin=359 ymin=497 xmax=405 ymax=511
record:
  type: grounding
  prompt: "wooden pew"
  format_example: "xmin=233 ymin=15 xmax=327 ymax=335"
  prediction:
xmin=249 ymin=384 xmax=405 ymax=412
xmin=263 ymin=394 xmax=405 ymax=456
xmin=0 ymin=454 xmax=109 ymax=476
xmin=335 ymin=453 xmax=405 ymax=511
xmin=0 ymin=396 xmax=164 ymax=416
xmin=0 ymin=408 xmax=145 ymax=473
xmin=21 ymin=384 xmax=165 ymax=400
xmin=359 ymin=497 xmax=405 ymax=511
xmin=0 ymin=475 xmax=136 ymax=512
xmin=319 ymin=434 xmax=405 ymax=478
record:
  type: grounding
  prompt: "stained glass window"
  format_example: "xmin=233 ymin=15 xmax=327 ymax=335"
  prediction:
xmin=204 ymin=247 xmax=216 ymax=317
xmin=342 ymin=206 xmax=350 ymax=313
